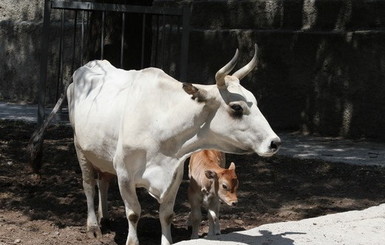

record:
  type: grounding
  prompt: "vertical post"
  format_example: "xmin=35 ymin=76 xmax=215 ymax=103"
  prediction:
xmin=160 ymin=14 xmax=166 ymax=70
xmin=166 ymin=16 xmax=173 ymax=75
xmin=101 ymin=11 xmax=105 ymax=59
xmin=38 ymin=0 xmax=52 ymax=125
xmin=175 ymin=16 xmax=182 ymax=79
xmin=80 ymin=10 xmax=85 ymax=65
xmin=180 ymin=6 xmax=190 ymax=82
xmin=56 ymin=9 xmax=65 ymax=102
xmin=120 ymin=12 xmax=125 ymax=68
xmin=153 ymin=15 xmax=160 ymax=67
xmin=71 ymin=10 xmax=78 ymax=74
xmin=85 ymin=11 xmax=90 ymax=64
xmin=140 ymin=14 xmax=146 ymax=69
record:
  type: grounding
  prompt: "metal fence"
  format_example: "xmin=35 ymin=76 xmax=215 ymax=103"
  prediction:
xmin=38 ymin=0 xmax=190 ymax=124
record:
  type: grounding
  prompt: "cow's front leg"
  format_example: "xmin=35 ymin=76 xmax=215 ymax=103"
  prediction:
xmin=117 ymin=175 xmax=141 ymax=245
xmin=159 ymin=169 xmax=183 ymax=245
xmin=207 ymin=200 xmax=221 ymax=236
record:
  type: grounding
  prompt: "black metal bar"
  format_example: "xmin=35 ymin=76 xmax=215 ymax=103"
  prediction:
xmin=80 ymin=10 xmax=85 ymax=65
xmin=175 ymin=15 xmax=182 ymax=78
xmin=180 ymin=6 xmax=190 ymax=82
xmin=71 ymin=10 xmax=78 ymax=74
xmin=177 ymin=15 xmax=181 ymax=36
xmin=86 ymin=11 xmax=90 ymax=64
xmin=160 ymin=14 xmax=166 ymax=69
xmin=120 ymin=12 xmax=125 ymax=68
xmin=101 ymin=11 xmax=105 ymax=59
xmin=141 ymin=14 xmax=146 ymax=68
xmin=153 ymin=15 xmax=160 ymax=67
xmin=166 ymin=16 xmax=173 ymax=75
xmin=38 ymin=0 xmax=52 ymax=125
xmin=56 ymin=9 xmax=65 ymax=102
xmin=51 ymin=0 xmax=183 ymax=16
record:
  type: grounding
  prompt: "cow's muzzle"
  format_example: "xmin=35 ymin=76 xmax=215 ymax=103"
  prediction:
xmin=270 ymin=137 xmax=281 ymax=153
xmin=258 ymin=137 xmax=281 ymax=157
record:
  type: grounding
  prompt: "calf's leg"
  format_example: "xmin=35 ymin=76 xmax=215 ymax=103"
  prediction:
xmin=188 ymin=188 xmax=202 ymax=239
xmin=207 ymin=199 xmax=221 ymax=236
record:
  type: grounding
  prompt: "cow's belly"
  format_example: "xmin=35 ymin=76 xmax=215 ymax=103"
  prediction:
xmin=72 ymin=112 xmax=120 ymax=176
xmin=70 ymin=86 xmax=125 ymax=175
xmin=136 ymin=157 xmax=185 ymax=203
xmin=83 ymin=149 xmax=116 ymax=175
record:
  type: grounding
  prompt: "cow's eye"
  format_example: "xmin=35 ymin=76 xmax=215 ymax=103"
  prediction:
xmin=230 ymin=103 xmax=243 ymax=118
xmin=222 ymin=184 xmax=228 ymax=190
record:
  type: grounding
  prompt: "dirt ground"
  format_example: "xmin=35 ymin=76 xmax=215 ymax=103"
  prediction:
xmin=1 ymin=120 xmax=385 ymax=245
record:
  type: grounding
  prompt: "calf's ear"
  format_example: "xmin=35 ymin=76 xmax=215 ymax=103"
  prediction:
xmin=205 ymin=170 xmax=217 ymax=179
xmin=229 ymin=162 xmax=236 ymax=170
xmin=183 ymin=83 xmax=207 ymax=102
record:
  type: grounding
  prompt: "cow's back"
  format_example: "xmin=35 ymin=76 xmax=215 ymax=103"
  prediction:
xmin=67 ymin=60 xmax=162 ymax=174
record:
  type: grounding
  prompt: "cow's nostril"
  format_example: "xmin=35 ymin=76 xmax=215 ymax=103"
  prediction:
xmin=231 ymin=201 xmax=238 ymax=206
xmin=270 ymin=138 xmax=281 ymax=151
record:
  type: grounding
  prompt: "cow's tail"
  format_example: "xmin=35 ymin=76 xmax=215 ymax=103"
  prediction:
xmin=27 ymin=82 xmax=70 ymax=174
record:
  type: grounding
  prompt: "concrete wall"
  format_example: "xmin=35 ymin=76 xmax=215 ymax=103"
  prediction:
xmin=0 ymin=0 xmax=44 ymax=102
xmin=1 ymin=0 xmax=385 ymax=140
xmin=0 ymin=0 xmax=69 ymax=104
xmin=155 ymin=0 xmax=385 ymax=140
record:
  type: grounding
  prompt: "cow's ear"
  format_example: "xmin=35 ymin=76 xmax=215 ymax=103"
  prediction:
xmin=183 ymin=83 xmax=207 ymax=102
xmin=228 ymin=162 xmax=236 ymax=170
xmin=205 ymin=170 xmax=217 ymax=179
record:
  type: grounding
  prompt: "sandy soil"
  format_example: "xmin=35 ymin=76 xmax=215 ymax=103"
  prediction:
xmin=1 ymin=120 xmax=385 ymax=245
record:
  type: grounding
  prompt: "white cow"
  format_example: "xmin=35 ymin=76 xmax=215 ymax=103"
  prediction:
xmin=67 ymin=44 xmax=280 ymax=245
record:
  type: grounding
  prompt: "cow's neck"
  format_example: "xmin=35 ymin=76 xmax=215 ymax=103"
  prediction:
xmin=173 ymin=108 xmax=223 ymax=159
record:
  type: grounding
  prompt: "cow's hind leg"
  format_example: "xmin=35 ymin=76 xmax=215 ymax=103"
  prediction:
xmin=74 ymin=143 xmax=102 ymax=238
xmin=97 ymin=172 xmax=114 ymax=226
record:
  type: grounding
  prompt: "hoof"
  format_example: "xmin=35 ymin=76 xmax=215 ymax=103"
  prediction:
xmin=206 ymin=232 xmax=220 ymax=238
xmin=190 ymin=234 xmax=199 ymax=239
xmin=87 ymin=226 xmax=102 ymax=239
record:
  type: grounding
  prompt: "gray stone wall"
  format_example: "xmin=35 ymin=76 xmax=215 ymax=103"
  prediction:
xmin=1 ymin=0 xmax=385 ymax=140
xmin=0 ymin=0 xmax=43 ymax=102
xmin=0 ymin=0 xmax=66 ymax=103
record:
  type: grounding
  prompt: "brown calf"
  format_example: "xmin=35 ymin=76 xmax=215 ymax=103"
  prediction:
xmin=188 ymin=150 xmax=239 ymax=239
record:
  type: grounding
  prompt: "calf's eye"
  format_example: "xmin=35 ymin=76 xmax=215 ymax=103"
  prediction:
xmin=222 ymin=184 xmax=228 ymax=190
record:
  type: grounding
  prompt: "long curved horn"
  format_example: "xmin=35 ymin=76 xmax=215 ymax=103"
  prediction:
xmin=215 ymin=49 xmax=239 ymax=87
xmin=232 ymin=44 xmax=258 ymax=80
